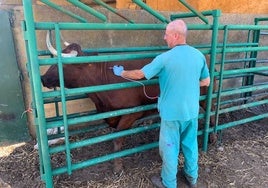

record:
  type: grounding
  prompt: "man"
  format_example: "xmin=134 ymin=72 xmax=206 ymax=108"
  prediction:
xmin=113 ymin=19 xmax=210 ymax=188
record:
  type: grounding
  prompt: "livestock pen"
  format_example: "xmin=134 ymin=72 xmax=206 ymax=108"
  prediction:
xmin=21 ymin=0 xmax=268 ymax=187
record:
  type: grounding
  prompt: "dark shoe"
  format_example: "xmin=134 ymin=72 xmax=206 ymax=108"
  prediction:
xmin=188 ymin=183 xmax=197 ymax=188
xmin=150 ymin=175 xmax=166 ymax=188
xmin=183 ymin=172 xmax=197 ymax=188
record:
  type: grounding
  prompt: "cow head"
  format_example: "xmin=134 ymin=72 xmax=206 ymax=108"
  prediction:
xmin=41 ymin=61 xmax=87 ymax=89
xmin=42 ymin=32 xmax=98 ymax=89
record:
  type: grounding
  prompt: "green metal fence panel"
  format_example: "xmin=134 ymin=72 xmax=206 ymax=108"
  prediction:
xmin=209 ymin=18 xmax=268 ymax=148
xmin=21 ymin=0 xmax=268 ymax=187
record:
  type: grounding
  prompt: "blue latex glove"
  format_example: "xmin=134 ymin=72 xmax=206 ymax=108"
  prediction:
xmin=113 ymin=65 xmax=124 ymax=76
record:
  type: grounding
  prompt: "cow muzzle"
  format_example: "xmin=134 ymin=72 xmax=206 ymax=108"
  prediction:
xmin=41 ymin=75 xmax=58 ymax=89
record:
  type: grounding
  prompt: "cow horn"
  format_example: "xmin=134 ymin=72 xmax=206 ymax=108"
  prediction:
xmin=46 ymin=31 xmax=78 ymax=57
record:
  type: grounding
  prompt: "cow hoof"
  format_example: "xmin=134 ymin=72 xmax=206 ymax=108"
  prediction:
xmin=113 ymin=165 xmax=124 ymax=175
xmin=113 ymin=159 xmax=124 ymax=175
xmin=113 ymin=166 xmax=124 ymax=176
xmin=34 ymin=137 xmax=65 ymax=150
xmin=209 ymin=133 xmax=218 ymax=144
xmin=113 ymin=169 xmax=124 ymax=177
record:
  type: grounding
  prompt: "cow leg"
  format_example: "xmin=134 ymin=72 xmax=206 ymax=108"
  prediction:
xmin=200 ymin=98 xmax=218 ymax=144
xmin=113 ymin=137 xmax=124 ymax=174
xmin=112 ymin=112 xmax=144 ymax=174
xmin=208 ymin=98 xmax=218 ymax=144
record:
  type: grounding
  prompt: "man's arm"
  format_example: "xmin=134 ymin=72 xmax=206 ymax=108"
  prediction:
xmin=121 ymin=70 xmax=145 ymax=80
xmin=113 ymin=65 xmax=145 ymax=80
xmin=200 ymin=77 xmax=210 ymax=87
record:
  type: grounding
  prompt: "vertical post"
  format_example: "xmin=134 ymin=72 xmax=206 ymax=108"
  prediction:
xmin=54 ymin=25 xmax=73 ymax=175
xmin=22 ymin=0 xmax=54 ymax=187
xmin=242 ymin=18 xmax=261 ymax=100
xmin=202 ymin=9 xmax=221 ymax=152
xmin=213 ymin=25 xmax=229 ymax=139
xmin=22 ymin=19 xmax=46 ymax=179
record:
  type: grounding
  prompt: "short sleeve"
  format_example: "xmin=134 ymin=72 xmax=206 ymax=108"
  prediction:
xmin=141 ymin=55 xmax=164 ymax=80
xmin=200 ymin=57 xmax=210 ymax=80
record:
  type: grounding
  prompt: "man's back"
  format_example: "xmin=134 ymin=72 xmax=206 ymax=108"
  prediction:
xmin=142 ymin=45 xmax=209 ymax=121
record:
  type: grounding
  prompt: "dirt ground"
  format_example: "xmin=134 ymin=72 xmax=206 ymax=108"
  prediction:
xmin=0 ymin=108 xmax=267 ymax=188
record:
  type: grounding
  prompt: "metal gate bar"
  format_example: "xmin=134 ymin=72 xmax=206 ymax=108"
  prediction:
xmin=40 ymin=0 xmax=88 ymax=22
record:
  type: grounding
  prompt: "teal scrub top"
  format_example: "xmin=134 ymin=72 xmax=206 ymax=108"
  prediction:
xmin=142 ymin=45 xmax=210 ymax=121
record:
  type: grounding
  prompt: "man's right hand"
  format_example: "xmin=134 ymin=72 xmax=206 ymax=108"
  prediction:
xmin=113 ymin=65 xmax=124 ymax=76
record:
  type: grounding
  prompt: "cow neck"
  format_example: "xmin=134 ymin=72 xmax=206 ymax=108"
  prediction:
xmin=98 ymin=62 xmax=109 ymax=84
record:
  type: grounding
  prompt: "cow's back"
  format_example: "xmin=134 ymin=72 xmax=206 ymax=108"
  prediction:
xmin=90 ymin=59 xmax=159 ymax=111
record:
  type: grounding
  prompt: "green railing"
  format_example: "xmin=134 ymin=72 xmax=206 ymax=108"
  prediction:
xmin=22 ymin=0 xmax=268 ymax=187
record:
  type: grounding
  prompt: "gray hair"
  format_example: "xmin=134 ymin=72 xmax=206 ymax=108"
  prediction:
xmin=167 ymin=19 xmax=187 ymax=37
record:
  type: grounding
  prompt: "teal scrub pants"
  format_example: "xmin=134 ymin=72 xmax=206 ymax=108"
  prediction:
xmin=159 ymin=119 xmax=198 ymax=188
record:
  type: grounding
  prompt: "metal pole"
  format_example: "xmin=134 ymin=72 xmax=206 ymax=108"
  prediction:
xmin=213 ymin=25 xmax=229 ymax=142
xmin=132 ymin=0 xmax=169 ymax=23
xmin=202 ymin=10 xmax=221 ymax=152
xmin=178 ymin=0 xmax=209 ymax=24
xmin=54 ymin=25 xmax=73 ymax=175
xmin=22 ymin=0 xmax=54 ymax=187
xmin=67 ymin=0 xmax=107 ymax=22
xmin=93 ymin=0 xmax=135 ymax=23
xmin=40 ymin=0 xmax=88 ymax=22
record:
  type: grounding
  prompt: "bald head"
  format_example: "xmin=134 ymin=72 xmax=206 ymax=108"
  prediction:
xmin=166 ymin=19 xmax=187 ymax=38
xmin=164 ymin=19 xmax=187 ymax=47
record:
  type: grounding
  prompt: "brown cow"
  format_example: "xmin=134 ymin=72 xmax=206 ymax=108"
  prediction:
xmin=42 ymin=43 xmax=159 ymax=173
xmin=41 ymin=42 xmax=215 ymax=173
